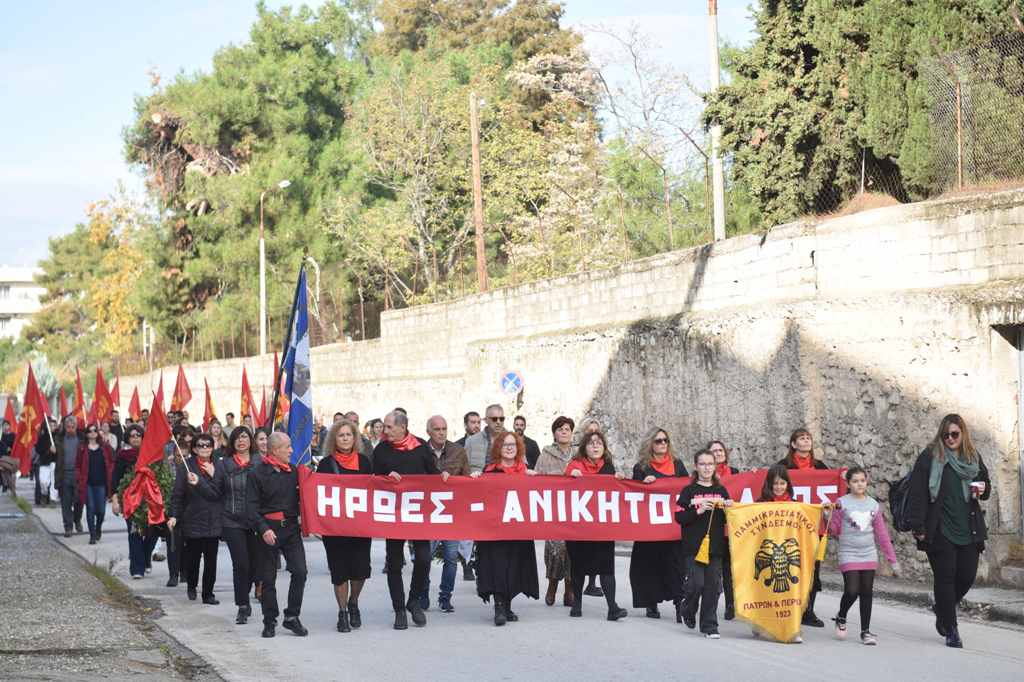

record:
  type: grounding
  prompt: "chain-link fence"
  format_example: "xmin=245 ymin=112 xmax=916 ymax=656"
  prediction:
xmin=922 ymin=32 xmax=1024 ymax=194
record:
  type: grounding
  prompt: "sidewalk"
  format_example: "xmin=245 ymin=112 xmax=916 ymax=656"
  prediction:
xmin=0 ymin=484 xmax=221 ymax=682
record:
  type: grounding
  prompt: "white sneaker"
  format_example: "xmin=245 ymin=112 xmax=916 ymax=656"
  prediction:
xmin=861 ymin=631 xmax=878 ymax=646
xmin=704 ymin=632 xmax=721 ymax=639
xmin=131 ymin=574 xmax=143 ymax=580
xmin=793 ymin=635 xmax=803 ymax=643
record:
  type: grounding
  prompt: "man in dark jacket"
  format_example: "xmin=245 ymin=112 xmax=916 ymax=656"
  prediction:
xmin=513 ymin=416 xmax=541 ymax=469
xmin=373 ymin=411 xmax=440 ymax=630
xmin=247 ymin=432 xmax=307 ymax=638
xmin=455 ymin=411 xmax=480 ymax=447
xmin=53 ymin=415 xmax=84 ymax=536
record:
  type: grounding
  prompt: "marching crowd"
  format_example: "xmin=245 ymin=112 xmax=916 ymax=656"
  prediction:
xmin=3 ymin=405 xmax=991 ymax=649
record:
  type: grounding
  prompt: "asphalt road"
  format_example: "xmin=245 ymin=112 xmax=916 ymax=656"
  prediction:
xmin=23 ymin=484 xmax=1024 ymax=682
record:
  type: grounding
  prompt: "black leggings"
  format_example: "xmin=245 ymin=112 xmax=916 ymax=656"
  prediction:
xmin=926 ymin=533 xmax=980 ymax=630
xmin=838 ymin=569 xmax=875 ymax=631
xmin=570 ymin=564 xmax=617 ymax=611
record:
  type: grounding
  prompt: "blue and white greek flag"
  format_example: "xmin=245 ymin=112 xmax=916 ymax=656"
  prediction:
xmin=283 ymin=267 xmax=313 ymax=466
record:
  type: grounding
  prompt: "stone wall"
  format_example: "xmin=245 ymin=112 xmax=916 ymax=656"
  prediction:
xmin=120 ymin=189 xmax=1024 ymax=583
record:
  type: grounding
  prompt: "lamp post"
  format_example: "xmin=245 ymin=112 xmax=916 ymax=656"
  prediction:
xmin=259 ymin=179 xmax=291 ymax=357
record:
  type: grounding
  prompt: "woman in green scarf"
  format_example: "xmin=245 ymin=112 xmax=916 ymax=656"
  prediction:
xmin=906 ymin=413 xmax=990 ymax=649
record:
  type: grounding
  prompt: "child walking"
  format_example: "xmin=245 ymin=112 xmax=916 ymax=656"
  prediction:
xmin=828 ymin=466 xmax=900 ymax=645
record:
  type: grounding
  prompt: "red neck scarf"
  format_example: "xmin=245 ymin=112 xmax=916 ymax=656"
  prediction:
xmin=266 ymin=456 xmax=292 ymax=473
xmin=791 ymin=453 xmax=814 ymax=470
xmin=233 ymin=454 xmax=250 ymax=469
xmin=486 ymin=460 xmax=526 ymax=475
xmin=391 ymin=432 xmax=420 ymax=452
xmin=716 ymin=463 xmax=732 ymax=479
xmin=650 ymin=455 xmax=676 ymax=477
xmin=773 ymin=493 xmax=792 ymax=502
xmin=567 ymin=457 xmax=606 ymax=476
xmin=333 ymin=450 xmax=360 ymax=471
xmin=196 ymin=457 xmax=214 ymax=477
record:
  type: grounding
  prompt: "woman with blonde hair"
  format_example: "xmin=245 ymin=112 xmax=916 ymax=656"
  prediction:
xmin=907 ymin=414 xmax=991 ymax=648
xmin=629 ymin=427 xmax=688 ymax=619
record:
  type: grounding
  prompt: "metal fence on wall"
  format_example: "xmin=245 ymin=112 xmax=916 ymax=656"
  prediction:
xmin=922 ymin=32 xmax=1024 ymax=193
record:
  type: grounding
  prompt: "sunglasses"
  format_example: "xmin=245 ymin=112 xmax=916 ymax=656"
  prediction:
xmin=943 ymin=430 xmax=962 ymax=440
xmin=653 ymin=437 xmax=669 ymax=444
xmin=489 ymin=416 xmax=505 ymax=422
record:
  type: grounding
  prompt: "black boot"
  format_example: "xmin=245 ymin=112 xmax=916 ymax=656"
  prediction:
xmin=675 ymin=600 xmax=683 ymax=624
xmin=166 ymin=575 xmax=179 ymax=588
xmin=607 ymin=605 xmax=628 ymax=621
xmin=945 ymin=625 xmax=963 ymax=648
xmin=505 ymin=597 xmax=518 ymax=622
xmin=584 ymin=576 xmax=603 ymax=597
xmin=262 ymin=623 xmax=275 ymax=638
xmin=646 ymin=606 xmax=660 ymax=619
xmin=236 ymin=607 xmax=249 ymax=624
xmin=406 ymin=598 xmax=426 ymax=627
xmin=337 ymin=609 xmax=351 ymax=633
xmin=394 ymin=609 xmax=408 ymax=630
xmin=282 ymin=617 xmax=308 ymax=636
xmin=348 ymin=600 xmax=361 ymax=629
xmin=494 ymin=597 xmax=507 ymax=626
xmin=801 ymin=591 xmax=824 ymax=627
xmin=933 ymin=604 xmax=947 ymax=637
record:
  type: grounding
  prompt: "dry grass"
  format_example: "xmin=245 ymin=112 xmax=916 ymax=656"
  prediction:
xmin=936 ymin=178 xmax=1024 ymax=200
xmin=826 ymin=191 xmax=901 ymax=218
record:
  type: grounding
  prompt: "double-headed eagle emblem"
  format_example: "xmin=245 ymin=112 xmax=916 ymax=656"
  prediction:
xmin=754 ymin=538 xmax=801 ymax=593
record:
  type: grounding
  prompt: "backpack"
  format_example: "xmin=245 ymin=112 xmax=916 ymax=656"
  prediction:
xmin=888 ymin=472 xmax=914 ymax=532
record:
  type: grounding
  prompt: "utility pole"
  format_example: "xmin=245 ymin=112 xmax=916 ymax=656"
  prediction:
xmin=258 ymin=179 xmax=291 ymax=357
xmin=708 ymin=0 xmax=727 ymax=241
xmin=469 ymin=92 xmax=489 ymax=292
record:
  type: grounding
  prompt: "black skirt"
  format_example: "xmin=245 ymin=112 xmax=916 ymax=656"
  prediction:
xmin=629 ymin=540 xmax=684 ymax=607
xmin=566 ymin=540 xmax=615 ymax=575
xmin=475 ymin=540 xmax=540 ymax=602
xmin=323 ymin=536 xmax=372 ymax=584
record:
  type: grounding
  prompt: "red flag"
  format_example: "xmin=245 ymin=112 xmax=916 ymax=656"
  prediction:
xmin=127 ymin=387 xmax=142 ymax=421
xmin=59 ymin=386 xmax=68 ymax=419
xmin=3 ymin=399 xmax=15 ymax=430
xmin=257 ymin=387 xmax=267 ymax=428
xmin=12 ymin=365 xmax=47 ymax=475
xmin=240 ymin=366 xmax=255 ymax=420
xmin=122 ymin=389 xmax=171 ymax=526
xmin=90 ymin=367 xmax=113 ymax=425
xmin=170 ymin=364 xmax=192 ymax=412
xmin=273 ymin=352 xmax=290 ymax=421
xmin=202 ymin=378 xmax=216 ymax=432
xmin=111 ymin=377 xmax=120 ymax=407
xmin=72 ymin=368 xmax=87 ymax=424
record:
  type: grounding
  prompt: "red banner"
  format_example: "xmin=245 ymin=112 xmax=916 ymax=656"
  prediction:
xmin=298 ymin=468 xmax=845 ymax=541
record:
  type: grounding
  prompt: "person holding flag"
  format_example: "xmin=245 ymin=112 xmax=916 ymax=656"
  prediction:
xmin=275 ymin=266 xmax=313 ymax=467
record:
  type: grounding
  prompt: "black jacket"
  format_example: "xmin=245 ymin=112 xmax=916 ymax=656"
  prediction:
xmin=34 ymin=425 xmax=56 ymax=466
xmin=675 ymin=482 xmax=730 ymax=557
xmin=246 ymin=458 xmax=301 ymax=536
xmin=777 ymin=455 xmax=830 ymax=470
xmin=169 ymin=457 xmax=223 ymax=538
xmin=317 ymin=452 xmax=372 ymax=476
xmin=523 ymin=436 xmax=541 ymax=469
xmin=216 ymin=454 xmax=262 ymax=530
xmin=906 ymin=448 xmax=990 ymax=551
xmin=632 ymin=459 xmax=689 ymax=481
xmin=371 ymin=440 xmax=440 ymax=476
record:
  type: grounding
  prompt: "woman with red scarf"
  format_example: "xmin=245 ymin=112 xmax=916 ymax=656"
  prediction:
xmin=216 ymin=426 xmax=261 ymax=624
xmin=316 ymin=420 xmax=372 ymax=633
xmin=168 ymin=432 xmax=223 ymax=605
xmin=110 ymin=425 xmax=158 ymax=579
xmin=565 ymin=430 xmax=628 ymax=621
xmin=708 ymin=439 xmax=739 ymax=620
xmin=471 ymin=431 xmax=540 ymax=626
xmin=629 ymin=428 xmax=688 ymax=620
xmin=777 ymin=429 xmax=830 ymax=628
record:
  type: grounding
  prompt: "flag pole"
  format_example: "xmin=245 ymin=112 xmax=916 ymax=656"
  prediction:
xmin=153 ymin=390 xmax=191 ymax=475
xmin=268 ymin=264 xmax=304 ymax=436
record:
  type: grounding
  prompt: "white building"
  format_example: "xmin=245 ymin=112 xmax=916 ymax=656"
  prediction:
xmin=0 ymin=266 xmax=44 ymax=339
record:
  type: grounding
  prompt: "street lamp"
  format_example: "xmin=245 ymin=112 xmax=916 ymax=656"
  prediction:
xmin=259 ymin=179 xmax=291 ymax=356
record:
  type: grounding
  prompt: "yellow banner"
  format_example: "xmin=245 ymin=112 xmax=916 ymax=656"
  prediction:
xmin=725 ymin=502 xmax=824 ymax=643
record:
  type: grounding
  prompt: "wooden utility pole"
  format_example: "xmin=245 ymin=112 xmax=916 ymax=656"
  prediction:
xmin=469 ymin=92 xmax=489 ymax=292
xmin=708 ymin=0 xmax=727 ymax=241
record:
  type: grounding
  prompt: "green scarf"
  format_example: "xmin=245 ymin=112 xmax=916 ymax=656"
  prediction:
xmin=929 ymin=446 xmax=979 ymax=502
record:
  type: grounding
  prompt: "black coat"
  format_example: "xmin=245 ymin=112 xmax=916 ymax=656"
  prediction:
xmin=216 ymin=454 xmax=261 ymax=530
xmin=371 ymin=440 xmax=439 ymax=476
xmin=246 ymin=458 xmax=300 ymax=535
xmin=675 ymin=482 xmax=730 ymax=557
xmin=629 ymin=459 xmax=687 ymax=607
xmin=905 ymin=448 xmax=990 ymax=551
xmin=523 ymin=436 xmax=541 ymax=469
xmin=317 ymin=452 xmax=372 ymax=475
xmin=169 ymin=457 xmax=223 ymax=538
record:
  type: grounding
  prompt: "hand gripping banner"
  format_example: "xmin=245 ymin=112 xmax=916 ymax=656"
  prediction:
xmin=725 ymin=502 xmax=827 ymax=643
xmin=299 ymin=468 xmax=844 ymax=542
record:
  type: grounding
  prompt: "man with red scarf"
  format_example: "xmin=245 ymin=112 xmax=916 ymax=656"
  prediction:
xmin=372 ymin=411 xmax=440 ymax=630
xmin=247 ymin=432 xmax=308 ymax=638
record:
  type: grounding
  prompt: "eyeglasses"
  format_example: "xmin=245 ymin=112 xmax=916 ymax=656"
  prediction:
xmin=653 ymin=437 xmax=669 ymax=444
xmin=943 ymin=430 xmax=962 ymax=440
xmin=197 ymin=444 xmax=213 ymax=449
xmin=489 ymin=416 xmax=505 ymax=422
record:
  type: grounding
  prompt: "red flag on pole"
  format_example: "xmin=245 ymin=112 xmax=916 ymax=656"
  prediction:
xmin=90 ymin=367 xmax=113 ymax=426
xmin=128 ymin=387 xmax=142 ymax=421
xmin=59 ymin=386 xmax=68 ymax=419
xmin=240 ymin=366 xmax=255 ymax=421
xmin=273 ymin=352 xmax=290 ymax=422
xmin=122 ymin=389 xmax=171 ymax=526
xmin=257 ymin=387 xmax=267 ymax=428
xmin=170 ymin=364 xmax=191 ymax=412
xmin=111 ymin=377 xmax=120 ymax=408
xmin=12 ymin=365 xmax=47 ymax=475
xmin=3 ymin=399 xmax=15 ymax=430
xmin=202 ymin=378 xmax=216 ymax=432
xmin=72 ymin=368 xmax=86 ymax=424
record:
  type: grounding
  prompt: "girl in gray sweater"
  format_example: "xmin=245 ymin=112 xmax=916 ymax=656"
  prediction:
xmin=828 ymin=466 xmax=899 ymax=645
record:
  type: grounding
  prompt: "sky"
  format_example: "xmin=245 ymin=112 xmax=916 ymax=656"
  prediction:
xmin=0 ymin=1 xmax=756 ymax=267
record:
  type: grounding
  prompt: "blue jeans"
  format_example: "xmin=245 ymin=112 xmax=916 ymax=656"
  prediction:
xmin=85 ymin=484 xmax=107 ymax=536
xmin=429 ymin=540 xmax=461 ymax=601
xmin=126 ymin=519 xmax=158 ymax=577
